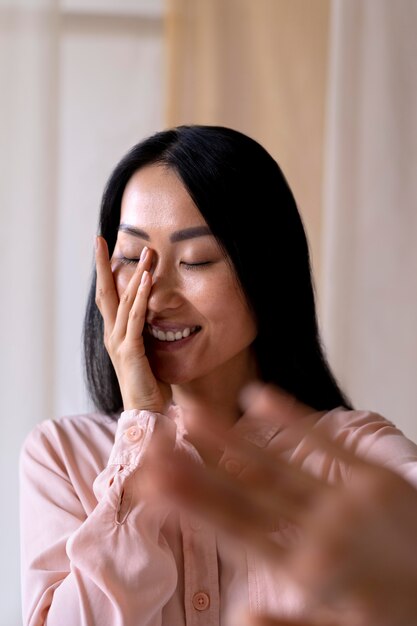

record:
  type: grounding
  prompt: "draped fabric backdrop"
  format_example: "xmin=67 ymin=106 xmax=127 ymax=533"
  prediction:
xmin=1 ymin=2 xmax=165 ymax=623
xmin=0 ymin=4 xmax=59 ymax=624
xmin=166 ymin=0 xmax=417 ymax=440
xmin=322 ymin=0 xmax=417 ymax=440
xmin=166 ymin=0 xmax=330 ymax=286
xmin=1 ymin=1 xmax=416 ymax=623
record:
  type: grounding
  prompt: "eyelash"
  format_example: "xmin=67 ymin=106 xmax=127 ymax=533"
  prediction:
xmin=120 ymin=257 xmax=139 ymax=266
xmin=119 ymin=257 xmax=211 ymax=270
xmin=180 ymin=261 xmax=211 ymax=270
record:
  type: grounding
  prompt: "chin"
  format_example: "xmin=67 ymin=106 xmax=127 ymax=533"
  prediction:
xmin=152 ymin=364 xmax=191 ymax=386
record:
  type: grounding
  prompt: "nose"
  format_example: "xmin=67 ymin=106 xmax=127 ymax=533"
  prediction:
xmin=146 ymin=267 xmax=184 ymax=314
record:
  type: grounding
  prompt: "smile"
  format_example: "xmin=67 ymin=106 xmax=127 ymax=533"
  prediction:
xmin=147 ymin=325 xmax=200 ymax=342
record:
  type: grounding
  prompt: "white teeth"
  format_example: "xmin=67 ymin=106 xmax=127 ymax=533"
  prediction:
xmin=149 ymin=325 xmax=196 ymax=342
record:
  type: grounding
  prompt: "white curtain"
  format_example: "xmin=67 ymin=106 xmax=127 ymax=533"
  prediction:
xmin=322 ymin=0 xmax=417 ymax=441
xmin=1 ymin=2 xmax=164 ymax=623
xmin=0 ymin=3 xmax=58 ymax=624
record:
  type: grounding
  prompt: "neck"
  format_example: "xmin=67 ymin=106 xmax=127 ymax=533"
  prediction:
xmin=170 ymin=364 xmax=258 ymax=465
xmin=173 ymin=349 xmax=258 ymax=420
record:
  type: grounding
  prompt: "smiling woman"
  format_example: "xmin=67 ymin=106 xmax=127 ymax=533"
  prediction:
xmin=106 ymin=163 xmax=257 ymax=399
xmin=19 ymin=125 xmax=417 ymax=626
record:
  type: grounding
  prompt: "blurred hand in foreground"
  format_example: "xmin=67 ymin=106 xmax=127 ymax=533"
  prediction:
xmin=149 ymin=384 xmax=417 ymax=626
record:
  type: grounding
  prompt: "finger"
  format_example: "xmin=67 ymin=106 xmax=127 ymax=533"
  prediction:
xmin=224 ymin=434 xmax=331 ymax=514
xmin=168 ymin=419 xmax=331 ymax=520
xmin=241 ymin=618 xmax=337 ymax=626
xmin=236 ymin=605 xmax=339 ymax=626
xmin=240 ymin=618 xmax=324 ymax=626
xmin=240 ymin=384 xmax=367 ymax=470
xmin=166 ymin=420 xmax=325 ymax=516
xmin=125 ymin=268 xmax=153 ymax=344
xmin=111 ymin=246 xmax=152 ymax=341
xmin=95 ymin=236 xmax=119 ymax=329
xmin=150 ymin=445 xmax=286 ymax=561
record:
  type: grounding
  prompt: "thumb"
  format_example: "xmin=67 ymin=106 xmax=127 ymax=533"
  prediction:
xmin=236 ymin=614 xmax=332 ymax=626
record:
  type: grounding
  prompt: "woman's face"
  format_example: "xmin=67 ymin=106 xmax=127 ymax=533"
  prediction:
xmin=111 ymin=163 xmax=257 ymax=386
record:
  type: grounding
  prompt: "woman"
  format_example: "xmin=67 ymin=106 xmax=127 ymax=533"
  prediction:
xmin=19 ymin=125 xmax=417 ymax=625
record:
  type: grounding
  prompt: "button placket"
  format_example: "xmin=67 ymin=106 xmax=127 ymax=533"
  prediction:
xmin=181 ymin=512 xmax=220 ymax=623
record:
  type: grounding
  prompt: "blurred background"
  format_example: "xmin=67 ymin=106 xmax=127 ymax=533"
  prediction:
xmin=1 ymin=0 xmax=416 ymax=623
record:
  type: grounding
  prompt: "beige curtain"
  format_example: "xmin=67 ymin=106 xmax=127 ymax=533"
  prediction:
xmin=165 ymin=0 xmax=417 ymax=441
xmin=165 ymin=0 xmax=331 ymax=285
xmin=322 ymin=0 xmax=417 ymax=440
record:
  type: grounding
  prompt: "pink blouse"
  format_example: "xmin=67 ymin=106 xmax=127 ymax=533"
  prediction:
xmin=19 ymin=404 xmax=417 ymax=626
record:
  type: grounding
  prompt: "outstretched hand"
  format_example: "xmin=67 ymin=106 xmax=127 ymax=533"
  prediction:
xmin=149 ymin=384 xmax=417 ymax=626
xmin=95 ymin=236 xmax=170 ymax=412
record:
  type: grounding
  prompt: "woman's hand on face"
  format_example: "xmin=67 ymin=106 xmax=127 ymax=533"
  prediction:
xmin=95 ymin=236 xmax=170 ymax=413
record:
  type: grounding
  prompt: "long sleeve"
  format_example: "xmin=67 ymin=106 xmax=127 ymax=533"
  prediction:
xmin=19 ymin=410 xmax=178 ymax=626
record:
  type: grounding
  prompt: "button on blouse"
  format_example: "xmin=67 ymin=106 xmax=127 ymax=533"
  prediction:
xmin=124 ymin=425 xmax=143 ymax=442
xmin=192 ymin=591 xmax=210 ymax=611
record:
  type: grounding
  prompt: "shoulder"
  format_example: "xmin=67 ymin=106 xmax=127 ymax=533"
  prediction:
xmin=318 ymin=406 xmax=407 ymax=446
xmin=20 ymin=412 xmax=118 ymax=479
xmin=317 ymin=406 xmax=417 ymax=480
xmin=318 ymin=406 xmax=397 ymax=438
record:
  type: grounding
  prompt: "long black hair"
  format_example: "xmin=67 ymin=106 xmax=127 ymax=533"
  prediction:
xmin=83 ymin=125 xmax=352 ymax=415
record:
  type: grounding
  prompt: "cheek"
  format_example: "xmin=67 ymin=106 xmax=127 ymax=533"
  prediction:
xmin=182 ymin=272 xmax=229 ymax=305
xmin=221 ymin=280 xmax=257 ymax=337
xmin=194 ymin=272 xmax=255 ymax=330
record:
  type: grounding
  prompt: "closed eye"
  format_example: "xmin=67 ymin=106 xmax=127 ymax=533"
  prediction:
xmin=180 ymin=261 xmax=212 ymax=270
xmin=120 ymin=257 xmax=139 ymax=266
xmin=119 ymin=258 xmax=212 ymax=269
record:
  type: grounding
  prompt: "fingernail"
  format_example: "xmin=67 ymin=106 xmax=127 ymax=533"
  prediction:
xmin=140 ymin=270 xmax=150 ymax=287
xmin=95 ymin=235 xmax=99 ymax=250
xmin=140 ymin=246 xmax=148 ymax=262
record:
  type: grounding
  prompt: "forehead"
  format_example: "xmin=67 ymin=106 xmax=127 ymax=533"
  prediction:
xmin=120 ymin=163 xmax=206 ymax=229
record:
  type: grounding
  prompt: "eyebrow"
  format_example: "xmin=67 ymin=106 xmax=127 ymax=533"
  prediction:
xmin=118 ymin=223 xmax=212 ymax=243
